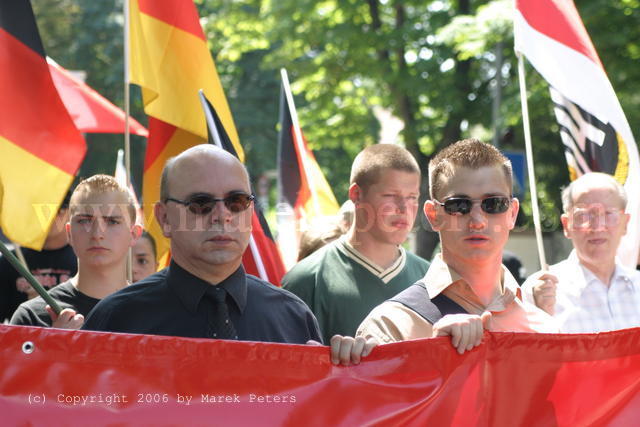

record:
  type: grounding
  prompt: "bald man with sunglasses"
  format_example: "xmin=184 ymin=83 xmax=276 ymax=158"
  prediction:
xmin=83 ymin=145 xmax=375 ymax=366
xmin=357 ymin=139 xmax=557 ymax=354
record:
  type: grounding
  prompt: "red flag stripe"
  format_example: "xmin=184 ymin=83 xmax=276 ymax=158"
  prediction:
xmin=138 ymin=0 xmax=206 ymax=41
xmin=143 ymin=118 xmax=178 ymax=172
xmin=515 ymin=0 xmax=602 ymax=69
xmin=290 ymin=126 xmax=313 ymax=219
xmin=0 ymin=29 xmax=84 ymax=174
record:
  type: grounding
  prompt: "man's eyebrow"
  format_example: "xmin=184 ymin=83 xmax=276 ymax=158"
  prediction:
xmin=187 ymin=192 xmax=213 ymax=198
xmin=102 ymin=215 xmax=125 ymax=220
xmin=186 ymin=191 xmax=250 ymax=198
xmin=73 ymin=213 xmax=94 ymax=218
xmin=448 ymin=193 xmax=508 ymax=198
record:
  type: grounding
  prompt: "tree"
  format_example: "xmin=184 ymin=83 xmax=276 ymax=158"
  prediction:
xmin=32 ymin=0 xmax=640 ymax=260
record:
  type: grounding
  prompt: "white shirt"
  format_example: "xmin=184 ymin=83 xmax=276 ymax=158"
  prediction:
xmin=522 ymin=251 xmax=640 ymax=333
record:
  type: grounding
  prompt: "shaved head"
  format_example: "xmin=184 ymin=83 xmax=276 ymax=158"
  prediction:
xmin=160 ymin=145 xmax=249 ymax=202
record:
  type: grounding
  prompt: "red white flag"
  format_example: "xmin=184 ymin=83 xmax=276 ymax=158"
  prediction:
xmin=514 ymin=0 xmax=640 ymax=267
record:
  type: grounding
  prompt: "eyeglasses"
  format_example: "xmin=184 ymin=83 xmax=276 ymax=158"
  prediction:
xmin=434 ymin=196 xmax=512 ymax=215
xmin=570 ymin=207 xmax=623 ymax=229
xmin=165 ymin=192 xmax=255 ymax=215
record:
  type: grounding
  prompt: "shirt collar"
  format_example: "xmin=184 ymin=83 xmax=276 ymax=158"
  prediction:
xmin=577 ymin=257 xmax=638 ymax=292
xmin=167 ymin=261 xmax=248 ymax=314
xmin=338 ymin=238 xmax=406 ymax=284
xmin=423 ymin=254 xmax=518 ymax=312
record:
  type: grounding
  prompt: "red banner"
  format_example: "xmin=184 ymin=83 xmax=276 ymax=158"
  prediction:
xmin=2 ymin=325 xmax=639 ymax=425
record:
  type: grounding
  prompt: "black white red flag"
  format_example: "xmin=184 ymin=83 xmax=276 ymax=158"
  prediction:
xmin=514 ymin=0 xmax=640 ymax=266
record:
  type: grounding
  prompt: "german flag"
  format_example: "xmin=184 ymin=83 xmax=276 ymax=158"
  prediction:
xmin=277 ymin=75 xmax=339 ymax=266
xmin=0 ymin=0 xmax=86 ymax=250
xmin=130 ymin=0 xmax=244 ymax=263
xmin=200 ymin=93 xmax=286 ymax=285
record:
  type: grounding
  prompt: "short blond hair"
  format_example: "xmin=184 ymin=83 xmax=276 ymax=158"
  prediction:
xmin=429 ymin=138 xmax=512 ymax=199
xmin=70 ymin=174 xmax=137 ymax=222
xmin=350 ymin=144 xmax=420 ymax=192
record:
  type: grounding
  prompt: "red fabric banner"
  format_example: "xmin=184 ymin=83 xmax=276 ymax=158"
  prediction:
xmin=2 ymin=325 xmax=639 ymax=425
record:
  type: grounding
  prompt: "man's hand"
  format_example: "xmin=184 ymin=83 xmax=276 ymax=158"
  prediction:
xmin=307 ymin=335 xmax=377 ymax=366
xmin=45 ymin=306 xmax=84 ymax=330
xmin=532 ymin=272 xmax=558 ymax=315
xmin=432 ymin=311 xmax=492 ymax=355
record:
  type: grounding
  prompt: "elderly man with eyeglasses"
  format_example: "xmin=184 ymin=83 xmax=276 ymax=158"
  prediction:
xmin=83 ymin=144 xmax=376 ymax=366
xmin=521 ymin=172 xmax=640 ymax=333
xmin=357 ymin=139 xmax=557 ymax=354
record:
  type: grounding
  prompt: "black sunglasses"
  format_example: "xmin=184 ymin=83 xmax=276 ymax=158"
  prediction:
xmin=165 ymin=192 xmax=255 ymax=214
xmin=434 ymin=196 xmax=511 ymax=215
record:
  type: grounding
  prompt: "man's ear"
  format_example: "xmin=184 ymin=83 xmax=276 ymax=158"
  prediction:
xmin=508 ymin=198 xmax=520 ymax=230
xmin=65 ymin=222 xmax=71 ymax=241
xmin=348 ymin=183 xmax=362 ymax=204
xmin=560 ymin=213 xmax=571 ymax=239
xmin=621 ymin=212 xmax=630 ymax=236
xmin=130 ymin=224 xmax=143 ymax=246
xmin=154 ymin=202 xmax=171 ymax=238
xmin=424 ymin=200 xmax=440 ymax=231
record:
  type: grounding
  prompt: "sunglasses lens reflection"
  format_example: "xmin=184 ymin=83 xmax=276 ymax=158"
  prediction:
xmin=187 ymin=197 xmax=215 ymax=215
xmin=226 ymin=194 xmax=252 ymax=213
xmin=185 ymin=194 xmax=253 ymax=215
xmin=482 ymin=197 xmax=510 ymax=214
xmin=442 ymin=197 xmax=510 ymax=215
xmin=444 ymin=199 xmax=471 ymax=215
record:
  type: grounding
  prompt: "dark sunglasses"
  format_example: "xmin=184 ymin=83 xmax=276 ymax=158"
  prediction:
xmin=165 ymin=192 xmax=255 ymax=214
xmin=434 ymin=196 xmax=511 ymax=215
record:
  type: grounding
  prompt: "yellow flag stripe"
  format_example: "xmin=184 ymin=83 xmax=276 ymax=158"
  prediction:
xmin=0 ymin=136 xmax=74 ymax=249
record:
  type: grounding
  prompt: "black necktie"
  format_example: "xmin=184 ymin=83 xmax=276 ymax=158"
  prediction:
xmin=206 ymin=286 xmax=238 ymax=340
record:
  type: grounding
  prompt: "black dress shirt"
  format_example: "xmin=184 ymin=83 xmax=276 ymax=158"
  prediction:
xmin=82 ymin=262 xmax=322 ymax=344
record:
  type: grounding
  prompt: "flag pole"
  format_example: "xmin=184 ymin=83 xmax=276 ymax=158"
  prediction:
xmin=279 ymin=69 xmax=322 ymax=217
xmin=12 ymin=243 xmax=30 ymax=271
xmin=197 ymin=90 xmax=269 ymax=281
xmin=517 ymin=52 xmax=547 ymax=270
xmin=124 ymin=0 xmax=133 ymax=282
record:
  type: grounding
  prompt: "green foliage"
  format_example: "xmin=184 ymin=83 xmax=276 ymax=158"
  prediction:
xmin=31 ymin=0 xmax=640 ymax=256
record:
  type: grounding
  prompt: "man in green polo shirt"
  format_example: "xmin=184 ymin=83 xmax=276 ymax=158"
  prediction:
xmin=283 ymin=144 xmax=429 ymax=343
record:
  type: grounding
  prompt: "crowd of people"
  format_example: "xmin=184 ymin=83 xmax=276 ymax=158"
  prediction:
xmin=2 ymin=138 xmax=640 ymax=362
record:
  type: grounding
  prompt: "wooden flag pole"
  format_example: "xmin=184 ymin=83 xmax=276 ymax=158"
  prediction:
xmin=517 ymin=52 xmax=547 ymax=270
